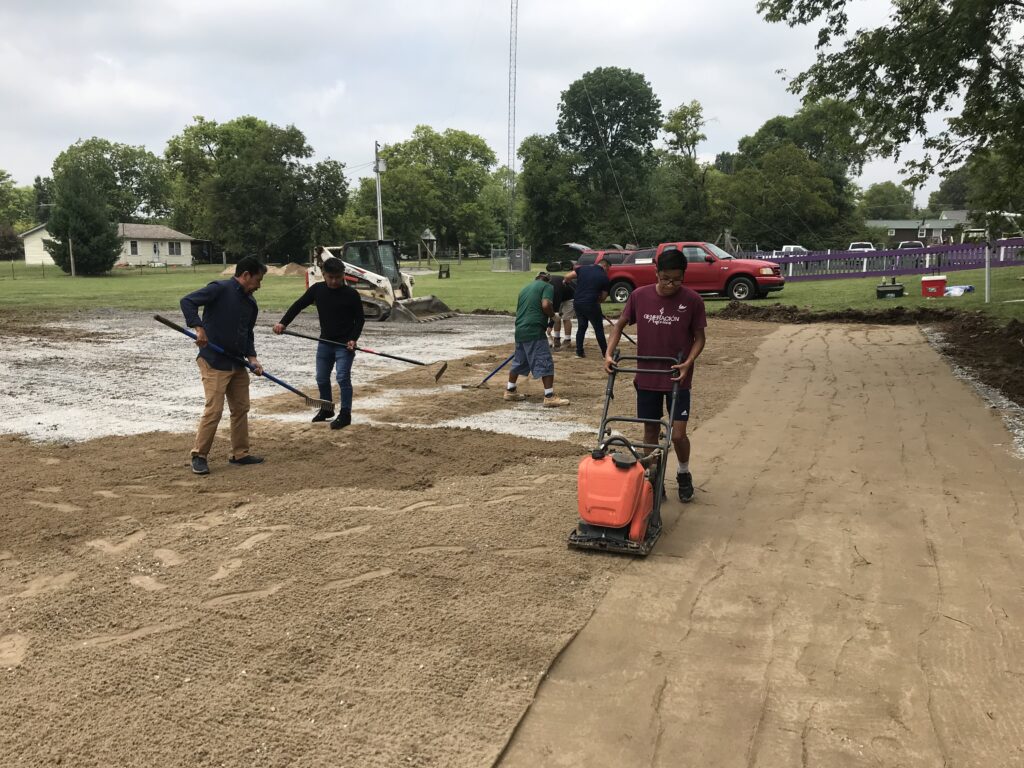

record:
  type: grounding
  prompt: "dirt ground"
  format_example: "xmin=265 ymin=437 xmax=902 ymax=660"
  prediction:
xmin=0 ymin=313 xmax=772 ymax=766
xmin=3 ymin=307 xmax=1023 ymax=766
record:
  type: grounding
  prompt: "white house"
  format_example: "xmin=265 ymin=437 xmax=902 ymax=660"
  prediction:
xmin=19 ymin=223 xmax=194 ymax=266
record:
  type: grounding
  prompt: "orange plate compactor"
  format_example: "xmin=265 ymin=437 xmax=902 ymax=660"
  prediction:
xmin=568 ymin=354 xmax=681 ymax=556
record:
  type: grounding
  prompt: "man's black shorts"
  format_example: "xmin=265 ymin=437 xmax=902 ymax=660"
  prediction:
xmin=636 ymin=388 xmax=691 ymax=422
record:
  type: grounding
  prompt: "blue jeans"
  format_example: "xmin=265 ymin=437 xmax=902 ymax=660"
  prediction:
xmin=316 ymin=342 xmax=354 ymax=411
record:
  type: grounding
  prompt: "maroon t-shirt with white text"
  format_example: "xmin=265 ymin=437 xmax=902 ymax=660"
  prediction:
xmin=620 ymin=284 xmax=707 ymax=391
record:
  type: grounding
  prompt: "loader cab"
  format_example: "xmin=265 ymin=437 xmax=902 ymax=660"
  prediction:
xmin=335 ymin=240 xmax=403 ymax=290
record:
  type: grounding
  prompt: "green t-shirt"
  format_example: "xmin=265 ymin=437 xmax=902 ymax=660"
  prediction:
xmin=514 ymin=280 xmax=554 ymax=342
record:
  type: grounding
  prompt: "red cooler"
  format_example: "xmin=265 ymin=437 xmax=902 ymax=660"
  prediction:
xmin=921 ymin=275 xmax=947 ymax=297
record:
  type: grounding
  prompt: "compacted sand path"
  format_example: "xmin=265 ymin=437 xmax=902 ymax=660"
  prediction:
xmin=500 ymin=324 xmax=1024 ymax=768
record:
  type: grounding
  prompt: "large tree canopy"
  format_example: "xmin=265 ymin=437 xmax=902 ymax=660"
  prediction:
xmin=52 ymin=138 xmax=169 ymax=221
xmin=378 ymin=125 xmax=498 ymax=251
xmin=860 ymin=181 xmax=916 ymax=220
xmin=165 ymin=116 xmax=347 ymax=261
xmin=758 ymin=0 xmax=1024 ymax=178
xmin=555 ymin=67 xmax=662 ymax=245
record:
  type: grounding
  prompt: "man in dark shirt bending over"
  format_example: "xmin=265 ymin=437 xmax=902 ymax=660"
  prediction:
xmin=563 ymin=260 xmax=611 ymax=358
xmin=273 ymin=257 xmax=365 ymax=430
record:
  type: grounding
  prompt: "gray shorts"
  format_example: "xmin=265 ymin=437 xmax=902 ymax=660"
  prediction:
xmin=556 ymin=302 xmax=575 ymax=321
xmin=510 ymin=338 xmax=555 ymax=379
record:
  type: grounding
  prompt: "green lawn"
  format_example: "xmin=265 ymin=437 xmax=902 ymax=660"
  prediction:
xmin=2 ymin=258 xmax=1022 ymax=322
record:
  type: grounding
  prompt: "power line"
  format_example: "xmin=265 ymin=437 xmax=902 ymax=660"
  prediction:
xmin=580 ymin=77 xmax=640 ymax=247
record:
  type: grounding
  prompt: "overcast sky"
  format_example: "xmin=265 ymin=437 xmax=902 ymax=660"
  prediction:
xmin=0 ymin=0 xmax=933 ymax=201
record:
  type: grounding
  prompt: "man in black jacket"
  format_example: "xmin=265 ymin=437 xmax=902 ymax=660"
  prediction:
xmin=180 ymin=255 xmax=268 ymax=475
xmin=273 ymin=257 xmax=365 ymax=429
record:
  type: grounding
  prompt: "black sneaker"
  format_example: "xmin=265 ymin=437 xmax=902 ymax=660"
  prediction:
xmin=229 ymin=455 xmax=265 ymax=466
xmin=330 ymin=409 xmax=352 ymax=430
xmin=677 ymin=472 xmax=694 ymax=503
xmin=575 ymin=352 xmax=586 ymax=358
xmin=191 ymin=455 xmax=210 ymax=475
xmin=311 ymin=408 xmax=335 ymax=423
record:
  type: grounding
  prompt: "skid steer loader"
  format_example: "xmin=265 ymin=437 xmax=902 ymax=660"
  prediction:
xmin=306 ymin=240 xmax=455 ymax=322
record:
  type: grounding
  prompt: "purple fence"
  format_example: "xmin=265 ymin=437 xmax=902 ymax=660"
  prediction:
xmin=739 ymin=239 xmax=1024 ymax=281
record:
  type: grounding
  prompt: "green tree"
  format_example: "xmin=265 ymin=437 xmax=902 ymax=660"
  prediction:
xmin=44 ymin=164 xmax=122 ymax=274
xmin=52 ymin=138 xmax=169 ymax=221
xmin=927 ymin=166 xmax=970 ymax=212
xmin=379 ymin=126 xmax=497 ymax=252
xmin=720 ymin=144 xmax=841 ymax=249
xmin=964 ymin=141 xmax=1024 ymax=233
xmin=518 ymin=133 xmax=586 ymax=258
xmin=165 ymin=116 xmax=348 ymax=262
xmin=33 ymin=176 xmax=53 ymax=224
xmin=0 ymin=171 xmax=35 ymax=227
xmin=556 ymin=67 xmax=662 ymax=244
xmin=333 ymin=178 xmax=379 ymax=244
xmin=731 ymin=102 xmax=865 ymax=247
xmin=860 ymin=181 xmax=915 ymax=219
xmin=758 ymin=0 xmax=1024 ymax=180
xmin=663 ymin=100 xmax=707 ymax=161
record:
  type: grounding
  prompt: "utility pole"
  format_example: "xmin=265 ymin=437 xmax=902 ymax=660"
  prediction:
xmin=68 ymin=236 xmax=76 ymax=277
xmin=505 ymin=0 xmax=519 ymax=255
xmin=374 ymin=141 xmax=386 ymax=241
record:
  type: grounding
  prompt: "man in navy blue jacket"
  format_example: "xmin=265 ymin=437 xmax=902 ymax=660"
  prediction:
xmin=180 ymin=256 xmax=268 ymax=475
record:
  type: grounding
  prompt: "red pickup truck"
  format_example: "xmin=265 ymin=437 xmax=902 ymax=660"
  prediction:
xmin=606 ymin=242 xmax=785 ymax=302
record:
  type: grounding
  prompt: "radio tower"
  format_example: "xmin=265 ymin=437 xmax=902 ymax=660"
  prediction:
xmin=505 ymin=0 xmax=519 ymax=253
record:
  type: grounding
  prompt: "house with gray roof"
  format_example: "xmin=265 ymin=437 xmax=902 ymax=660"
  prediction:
xmin=19 ymin=222 xmax=195 ymax=266
xmin=865 ymin=210 xmax=972 ymax=246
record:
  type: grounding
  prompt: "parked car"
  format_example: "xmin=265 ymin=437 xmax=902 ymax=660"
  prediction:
xmin=574 ymin=249 xmax=633 ymax=269
xmin=605 ymin=242 xmax=784 ymax=303
xmin=896 ymin=240 xmax=925 ymax=250
xmin=848 ymin=242 xmax=876 ymax=252
xmin=771 ymin=244 xmax=808 ymax=257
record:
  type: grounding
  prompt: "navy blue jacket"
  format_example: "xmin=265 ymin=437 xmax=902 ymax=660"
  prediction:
xmin=180 ymin=279 xmax=258 ymax=371
xmin=572 ymin=264 xmax=610 ymax=305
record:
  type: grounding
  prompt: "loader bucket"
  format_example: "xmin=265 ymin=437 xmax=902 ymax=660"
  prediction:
xmin=387 ymin=295 xmax=457 ymax=323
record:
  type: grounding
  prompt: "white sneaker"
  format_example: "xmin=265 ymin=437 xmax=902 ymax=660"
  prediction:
xmin=542 ymin=395 xmax=570 ymax=407
xmin=503 ymin=390 xmax=526 ymax=401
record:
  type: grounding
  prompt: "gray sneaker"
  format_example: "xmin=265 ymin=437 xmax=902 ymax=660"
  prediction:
xmin=191 ymin=455 xmax=210 ymax=475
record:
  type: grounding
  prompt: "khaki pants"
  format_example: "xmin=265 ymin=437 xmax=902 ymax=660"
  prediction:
xmin=191 ymin=357 xmax=251 ymax=460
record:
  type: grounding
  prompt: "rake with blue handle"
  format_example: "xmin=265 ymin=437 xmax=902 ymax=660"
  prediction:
xmin=154 ymin=315 xmax=331 ymax=410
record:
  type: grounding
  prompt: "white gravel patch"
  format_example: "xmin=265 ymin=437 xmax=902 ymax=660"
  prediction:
xmin=0 ymin=313 xmax=527 ymax=443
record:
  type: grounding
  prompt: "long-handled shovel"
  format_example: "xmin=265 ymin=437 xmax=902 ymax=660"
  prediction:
xmin=155 ymin=315 xmax=331 ymax=410
xmin=280 ymin=329 xmax=448 ymax=382
xmin=461 ymin=352 xmax=515 ymax=389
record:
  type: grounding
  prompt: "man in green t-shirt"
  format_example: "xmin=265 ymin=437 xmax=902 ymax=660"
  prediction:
xmin=505 ymin=272 xmax=570 ymax=407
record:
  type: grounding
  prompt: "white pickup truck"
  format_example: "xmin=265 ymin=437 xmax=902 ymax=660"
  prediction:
xmin=770 ymin=245 xmax=808 ymax=258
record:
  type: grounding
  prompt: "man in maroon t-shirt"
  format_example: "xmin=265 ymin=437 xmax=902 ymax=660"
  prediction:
xmin=604 ymin=248 xmax=707 ymax=502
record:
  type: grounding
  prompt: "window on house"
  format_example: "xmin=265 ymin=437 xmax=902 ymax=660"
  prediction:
xmin=918 ymin=228 xmax=927 ymax=238
xmin=168 ymin=242 xmax=182 ymax=256
xmin=153 ymin=242 xmax=160 ymax=255
xmin=130 ymin=241 xmax=138 ymax=255
xmin=888 ymin=229 xmax=895 ymax=236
